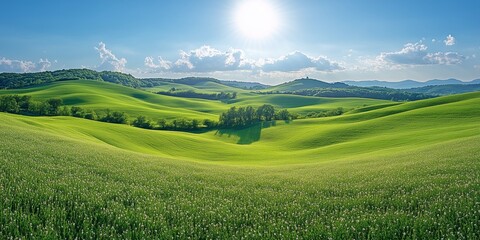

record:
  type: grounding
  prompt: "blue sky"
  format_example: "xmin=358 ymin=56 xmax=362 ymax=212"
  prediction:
xmin=1 ymin=0 xmax=479 ymax=84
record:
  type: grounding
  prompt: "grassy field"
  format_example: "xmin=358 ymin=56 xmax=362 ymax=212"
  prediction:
xmin=1 ymin=84 xmax=479 ymax=238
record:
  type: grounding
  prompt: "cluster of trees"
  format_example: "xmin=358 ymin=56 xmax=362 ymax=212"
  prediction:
xmin=0 ymin=94 xmax=130 ymax=124
xmin=219 ymin=104 xmax=291 ymax=128
xmin=131 ymin=116 xmax=218 ymax=131
xmin=100 ymin=110 xmax=129 ymax=124
xmin=69 ymin=106 xmax=98 ymax=120
xmin=131 ymin=105 xmax=294 ymax=131
xmin=258 ymin=87 xmax=434 ymax=101
xmin=0 ymin=69 xmax=140 ymax=89
xmin=301 ymin=107 xmax=344 ymax=119
xmin=0 ymin=95 xmax=67 ymax=116
xmin=0 ymin=94 xmax=217 ymax=132
xmin=157 ymin=90 xmax=237 ymax=100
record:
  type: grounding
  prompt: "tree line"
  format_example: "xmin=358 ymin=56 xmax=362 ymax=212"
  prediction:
xmin=1 ymin=94 xmax=343 ymax=132
xmin=136 ymin=117 xmax=218 ymax=131
xmin=157 ymin=89 xmax=237 ymax=101
xmin=1 ymin=95 xmax=71 ymax=116
xmin=301 ymin=107 xmax=344 ymax=118
xmin=130 ymin=105 xmax=292 ymax=131
xmin=0 ymin=94 xmax=216 ymax=131
xmin=0 ymin=69 xmax=141 ymax=89
xmin=257 ymin=87 xmax=434 ymax=101
xmin=0 ymin=94 xmax=127 ymax=123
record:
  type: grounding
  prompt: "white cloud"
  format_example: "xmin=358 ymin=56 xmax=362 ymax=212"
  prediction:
xmin=260 ymin=51 xmax=343 ymax=72
xmin=37 ymin=58 xmax=52 ymax=71
xmin=144 ymin=56 xmax=172 ymax=70
xmin=145 ymin=46 xmax=343 ymax=74
xmin=0 ymin=57 xmax=52 ymax=73
xmin=425 ymin=52 xmax=464 ymax=64
xmin=95 ymin=42 xmax=127 ymax=72
xmin=444 ymin=34 xmax=456 ymax=46
xmin=145 ymin=46 xmax=254 ymax=73
xmin=378 ymin=42 xmax=464 ymax=66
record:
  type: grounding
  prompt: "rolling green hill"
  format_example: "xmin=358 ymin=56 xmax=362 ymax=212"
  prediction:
xmin=262 ymin=78 xmax=435 ymax=101
xmin=142 ymin=77 xmax=247 ymax=94
xmin=0 ymin=80 xmax=227 ymax=120
xmin=0 ymin=79 xmax=391 ymax=121
xmin=266 ymin=78 xmax=349 ymax=92
xmin=1 ymin=91 xmax=479 ymax=238
xmin=1 ymin=92 xmax=478 ymax=164
xmin=0 ymin=69 xmax=142 ymax=89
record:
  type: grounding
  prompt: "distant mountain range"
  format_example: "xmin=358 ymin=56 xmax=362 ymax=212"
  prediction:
xmin=1 ymin=69 xmax=479 ymax=97
xmin=343 ymin=79 xmax=480 ymax=89
xmin=404 ymin=84 xmax=480 ymax=95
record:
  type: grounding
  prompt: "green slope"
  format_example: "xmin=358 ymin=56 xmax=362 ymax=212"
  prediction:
xmin=1 ymin=92 xmax=478 ymax=165
xmin=231 ymin=94 xmax=392 ymax=115
xmin=0 ymin=80 xmax=227 ymax=120
xmin=143 ymin=80 xmax=247 ymax=94
xmin=1 ymin=93 xmax=479 ymax=238
xmin=266 ymin=78 xmax=348 ymax=92
xmin=0 ymin=79 xmax=390 ymax=121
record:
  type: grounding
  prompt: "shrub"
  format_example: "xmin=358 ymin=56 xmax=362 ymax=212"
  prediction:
xmin=101 ymin=110 xmax=128 ymax=124
xmin=132 ymin=116 xmax=154 ymax=129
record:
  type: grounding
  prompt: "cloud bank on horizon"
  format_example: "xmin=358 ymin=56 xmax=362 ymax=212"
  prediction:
xmin=0 ymin=58 xmax=51 ymax=73
xmin=0 ymin=36 xmax=473 ymax=83
xmin=144 ymin=46 xmax=343 ymax=73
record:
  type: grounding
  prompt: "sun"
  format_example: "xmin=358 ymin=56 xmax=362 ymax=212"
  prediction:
xmin=234 ymin=0 xmax=280 ymax=40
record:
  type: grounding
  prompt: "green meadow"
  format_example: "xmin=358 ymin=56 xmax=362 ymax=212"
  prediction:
xmin=0 ymin=80 xmax=389 ymax=121
xmin=1 ymin=79 xmax=479 ymax=238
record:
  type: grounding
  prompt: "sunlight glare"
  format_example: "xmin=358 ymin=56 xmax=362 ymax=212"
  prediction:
xmin=234 ymin=0 xmax=280 ymax=40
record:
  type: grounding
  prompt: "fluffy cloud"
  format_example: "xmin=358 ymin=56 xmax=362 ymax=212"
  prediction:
xmin=145 ymin=46 xmax=254 ymax=73
xmin=260 ymin=51 xmax=343 ymax=72
xmin=95 ymin=42 xmax=127 ymax=72
xmin=378 ymin=42 xmax=464 ymax=66
xmin=145 ymin=46 xmax=343 ymax=73
xmin=0 ymin=57 xmax=51 ymax=73
xmin=37 ymin=58 xmax=52 ymax=71
xmin=444 ymin=34 xmax=455 ymax=46
xmin=144 ymin=56 xmax=172 ymax=70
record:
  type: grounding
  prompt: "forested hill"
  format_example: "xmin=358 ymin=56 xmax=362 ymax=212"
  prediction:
xmin=0 ymin=69 xmax=141 ymax=89
xmin=0 ymin=70 xmax=268 ymax=90
xmin=140 ymin=77 xmax=269 ymax=89
xmin=404 ymin=84 xmax=480 ymax=95
xmin=267 ymin=78 xmax=349 ymax=92
xmin=259 ymin=86 xmax=435 ymax=101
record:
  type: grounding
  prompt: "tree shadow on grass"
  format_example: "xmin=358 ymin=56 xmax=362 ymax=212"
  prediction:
xmin=215 ymin=121 xmax=279 ymax=145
